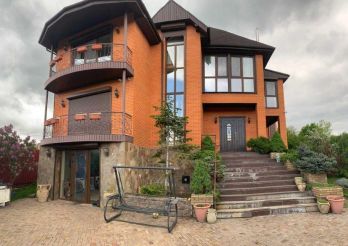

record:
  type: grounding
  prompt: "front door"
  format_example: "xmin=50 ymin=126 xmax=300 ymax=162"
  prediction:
xmin=220 ymin=117 xmax=246 ymax=152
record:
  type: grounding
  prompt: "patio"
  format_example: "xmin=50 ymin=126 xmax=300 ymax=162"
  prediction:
xmin=0 ymin=198 xmax=348 ymax=246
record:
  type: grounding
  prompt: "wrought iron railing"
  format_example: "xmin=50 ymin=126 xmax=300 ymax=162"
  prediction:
xmin=43 ymin=112 xmax=132 ymax=139
xmin=49 ymin=43 xmax=133 ymax=76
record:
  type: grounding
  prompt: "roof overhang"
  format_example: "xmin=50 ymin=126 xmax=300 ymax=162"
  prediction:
xmin=39 ymin=0 xmax=160 ymax=50
xmin=264 ymin=69 xmax=290 ymax=82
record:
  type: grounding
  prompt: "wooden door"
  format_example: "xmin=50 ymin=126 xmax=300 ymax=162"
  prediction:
xmin=220 ymin=117 xmax=246 ymax=152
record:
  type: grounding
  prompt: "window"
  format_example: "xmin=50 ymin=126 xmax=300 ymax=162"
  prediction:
xmin=265 ymin=81 xmax=278 ymax=108
xmin=204 ymin=55 xmax=255 ymax=93
xmin=166 ymin=37 xmax=185 ymax=116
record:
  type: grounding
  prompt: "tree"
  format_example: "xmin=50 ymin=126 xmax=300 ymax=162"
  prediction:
xmin=287 ymin=126 xmax=300 ymax=150
xmin=0 ymin=125 xmax=38 ymax=185
xmin=331 ymin=132 xmax=348 ymax=169
xmin=270 ymin=132 xmax=287 ymax=152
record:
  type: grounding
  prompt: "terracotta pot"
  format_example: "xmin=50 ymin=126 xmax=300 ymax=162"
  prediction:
xmin=76 ymin=46 xmax=87 ymax=53
xmin=327 ymin=195 xmax=345 ymax=214
xmin=193 ymin=203 xmax=210 ymax=222
xmin=297 ymin=183 xmax=306 ymax=192
xmin=92 ymin=43 xmax=103 ymax=51
xmin=74 ymin=114 xmax=87 ymax=121
xmin=317 ymin=201 xmax=330 ymax=214
xmin=89 ymin=113 xmax=102 ymax=120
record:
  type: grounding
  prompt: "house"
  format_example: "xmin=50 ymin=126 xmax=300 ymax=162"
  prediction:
xmin=37 ymin=0 xmax=289 ymax=205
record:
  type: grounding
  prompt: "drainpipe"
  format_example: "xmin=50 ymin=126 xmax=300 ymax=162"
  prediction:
xmin=121 ymin=12 xmax=128 ymax=136
xmin=43 ymin=46 xmax=54 ymax=139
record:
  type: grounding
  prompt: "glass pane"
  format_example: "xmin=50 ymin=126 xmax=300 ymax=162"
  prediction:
xmin=231 ymin=57 xmax=241 ymax=76
xmin=176 ymin=69 xmax=184 ymax=93
xmin=60 ymin=152 xmax=70 ymax=199
xmin=231 ymin=78 xmax=242 ymax=92
xmin=175 ymin=95 xmax=184 ymax=117
xmin=266 ymin=81 xmax=276 ymax=96
xmin=90 ymin=150 xmax=100 ymax=202
xmin=204 ymin=56 xmax=215 ymax=77
xmin=86 ymin=47 xmax=97 ymax=64
xmin=243 ymin=57 xmax=254 ymax=77
xmin=74 ymin=151 xmax=87 ymax=202
xmin=244 ymin=79 xmax=255 ymax=92
xmin=166 ymin=71 xmax=174 ymax=93
xmin=166 ymin=46 xmax=175 ymax=66
xmin=217 ymin=78 xmax=228 ymax=92
xmin=204 ymin=78 xmax=216 ymax=92
xmin=166 ymin=95 xmax=174 ymax=104
xmin=217 ymin=57 xmax=227 ymax=76
xmin=176 ymin=45 xmax=184 ymax=68
xmin=266 ymin=97 xmax=278 ymax=108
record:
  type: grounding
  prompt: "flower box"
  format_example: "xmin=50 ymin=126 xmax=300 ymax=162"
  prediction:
xmin=190 ymin=194 xmax=213 ymax=206
xmin=92 ymin=43 xmax=103 ymax=51
xmin=303 ymin=173 xmax=327 ymax=184
xmin=312 ymin=186 xmax=343 ymax=198
xmin=74 ymin=114 xmax=87 ymax=121
xmin=76 ymin=46 xmax=87 ymax=53
xmin=89 ymin=112 xmax=102 ymax=120
xmin=44 ymin=118 xmax=59 ymax=126
xmin=54 ymin=55 xmax=63 ymax=62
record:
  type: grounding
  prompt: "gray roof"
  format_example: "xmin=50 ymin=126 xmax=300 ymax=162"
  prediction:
xmin=264 ymin=69 xmax=290 ymax=82
xmin=152 ymin=0 xmax=208 ymax=33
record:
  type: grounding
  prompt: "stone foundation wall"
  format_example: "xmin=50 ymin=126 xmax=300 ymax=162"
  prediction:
xmin=37 ymin=147 xmax=56 ymax=199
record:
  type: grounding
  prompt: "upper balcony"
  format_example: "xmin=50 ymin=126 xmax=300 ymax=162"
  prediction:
xmin=45 ymin=43 xmax=134 ymax=93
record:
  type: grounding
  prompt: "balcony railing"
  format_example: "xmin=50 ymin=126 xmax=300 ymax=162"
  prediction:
xmin=49 ymin=43 xmax=133 ymax=77
xmin=43 ymin=112 xmax=132 ymax=139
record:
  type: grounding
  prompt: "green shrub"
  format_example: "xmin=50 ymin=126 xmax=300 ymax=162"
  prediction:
xmin=140 ymin=184 xmax=166 ymax=196
xmin=270 ymin=132 xmax=287 ymax=152
xmin=190 ymin=160 xmax=212 ymax=194
xmin=280 ymin=150 xmax=299 ymax=163
xmin=191 ymin=149 xmax=224 ymax=181
xmin=247 ymin=137 xmax=271 ymax=154
xmin=201 ymin=136 xmax=215 ymax=151
xmin=338 ymin=169 xmax=348 ymax=178
xmin=295 ymin=147 xmax=337 ymax=174
xmin=287 ymin=127 xmax=301 ymax=150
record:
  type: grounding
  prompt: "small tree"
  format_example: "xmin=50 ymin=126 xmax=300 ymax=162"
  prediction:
xmin=190 ymin=160 xmax=212 ymax=194
xmin=287 ymin=127 xmax=300 ymax=150
xmin=0 ymin=125 xmax=38 ymax=185
xmin=270 ymin=132 xmax=287 ymax=152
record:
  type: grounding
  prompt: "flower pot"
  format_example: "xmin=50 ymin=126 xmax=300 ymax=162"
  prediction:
xmin=191 ymin=194 xmax=214 ymax=206
xmin=294 ymin=177 xmax=303 ymax=185
xmin=312 ymin=186 xmax=343 ymax=198
xmin=193 ymin=203 xmax=210 ymax=222
xmin=77 ymin=46 xmax=87 ymax=53
xmin=297 ymin=182 xmax=306 ymax=192
xmin=89 ymin=112 xmax=102 ymax=120
xmin=37 ymin=184 xmax=51 ymax=203
xmin=327 ymin=195 xmax=345 ymax=214
xmin=207 ymin=208 xmax=217 ymax=224
xmin=74 ymin=113 xmax=87 ymax=121
xmin=92 ymin=43 xmax=103 ymax=51
xmin=317 ymin=200 xmax=330 ymax=214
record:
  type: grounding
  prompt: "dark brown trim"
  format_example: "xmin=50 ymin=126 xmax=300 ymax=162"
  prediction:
xmin=41 ymin=134 xmax=133 ymax=146
xmin=160 ymin=23 xmax=186 ymax=32
xmin=67 ymin=87 xmax=112 ymax=100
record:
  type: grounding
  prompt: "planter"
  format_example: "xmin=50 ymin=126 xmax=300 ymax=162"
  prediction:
xmin=92 ymin=43 xmax=103 ymax=51
xmin=193 ymin=203 xmax=210 ymax=222
xmin=37 ymin=184 xmax=51 ymax=203
xmin=191 ymin=194 xmax=214 ymax=206
xmin=297 ymin=182 xmax=306 ymax=192
xmin=270 ymin=152 xmax=284 ymax=160
xmin=294 ymin=177 xmax=303 ymax=185
xmin=0 ymin=186 xmax=10 ymax=206
xmin=285 ymin=161 xmax=297 ymax=171
xmin=317 ymin=199 xmax=330 ymax=214
xmin=54 ymin=55 xmax=63 ymax=62
xmin=89 ymin=112 xmax=102 ymax=120
xmin=303 ymin=173 xmax=327 ymax=184
xmin=77 ymin=46 xmax=87 ymax=53
xmin=327 ymin=195 xmax=345 ymax=214
xmin=207 ymin=208 xmax=217 ymax=224
xmin=312 ymin=186 xmax=343 ymax=198
xmin=74 ymin=113 xmax=87 ymax=121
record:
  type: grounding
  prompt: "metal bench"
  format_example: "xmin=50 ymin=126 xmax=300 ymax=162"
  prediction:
xmin=104 ymin=166 xmax=178 ymax=233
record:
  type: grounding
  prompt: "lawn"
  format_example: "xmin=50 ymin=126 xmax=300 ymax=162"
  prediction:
xmin=11 ymin=183 xmax=36 ymax=201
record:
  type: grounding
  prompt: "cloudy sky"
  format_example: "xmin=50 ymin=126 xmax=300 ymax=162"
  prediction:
xmin=0 ymin=0 xmax=347 ymax=140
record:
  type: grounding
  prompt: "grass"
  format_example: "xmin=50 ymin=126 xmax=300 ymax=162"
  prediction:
xmin=11 ymin=183 xmax=36 ymax=201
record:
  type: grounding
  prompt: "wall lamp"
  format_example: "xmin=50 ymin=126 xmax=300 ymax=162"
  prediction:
xmin=103 ymin=147 xmax=110 ymax=157
xmin=214 ymin=117 xmax=218 ymax=124
xmin=114 ymin=89 xmax=119 ymax=98
xmin=61 ymin=99 xmax=66 ymax=108
xmin=248 ymin=117 xmax=251 ymax=124
xmin=46 ymin=148 xmax=52 ymax=158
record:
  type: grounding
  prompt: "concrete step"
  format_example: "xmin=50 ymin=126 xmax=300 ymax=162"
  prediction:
xmin=225 ymin=166 xmax=286 ymax=172
xmin=220 ymin=185 xmax=298 ymax=195
xmin=220 ymin=152 xmax=268 ymax=158
xmin=220 ymin=191 xmax=312 ymax=202
xmin=217 ymin=203 xmax=319 ymax=218
xmin=219 ymin=179 xmax=295 ymax=188
xmin=224 ymin=162 xmax=282 ymax=167
xmin=216 ymin=196 xmax=316 ymax=209
xmin=222 ymin=173 xmax=300 ymax=182
xmin=224 ymin=170 xmax=299 ymax=178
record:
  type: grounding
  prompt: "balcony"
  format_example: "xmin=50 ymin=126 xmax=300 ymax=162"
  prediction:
xmin=41 ymin=112 xmax=133 ymax=145
xmin=45 ymin=43 xmax=134 ymax=93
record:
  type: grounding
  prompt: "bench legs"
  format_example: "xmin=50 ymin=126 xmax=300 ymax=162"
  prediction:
xmin=104 ymin=195 xmax=122 ymax=223
xmin=167 ymin=203 xmax=178 ymax=233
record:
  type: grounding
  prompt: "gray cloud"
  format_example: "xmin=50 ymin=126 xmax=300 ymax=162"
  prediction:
xmin=0 ymin=0 xmax=347 ymax=140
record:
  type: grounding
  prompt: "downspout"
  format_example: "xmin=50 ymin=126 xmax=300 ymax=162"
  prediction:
xmin=121 ymin=12 xmax=128 ymax=136
xmin=43 ymin=46 xmax=54 ymax=139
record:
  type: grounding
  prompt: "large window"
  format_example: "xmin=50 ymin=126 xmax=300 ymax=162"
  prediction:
xmin=265 ymin=81 xmax=278 ymax=108
xmin=204 ymin=55 xmax=255 ymax=93
xmin=166 ymin=37 xmax=185 ymax=116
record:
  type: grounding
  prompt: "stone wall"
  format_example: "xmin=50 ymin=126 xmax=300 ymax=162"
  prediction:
xmin=37 ymin=147 xmax=56 ymax=199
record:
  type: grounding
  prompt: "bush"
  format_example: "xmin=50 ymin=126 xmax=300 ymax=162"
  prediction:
xmin=247 ymin=137 xmax=271 ymax=154
xmin=191 ymin=149 xmax=224 ymax=181
xmin=295 ymin=147 xmax=337 ymax=174
xmin=287 ymin=127 xmax=300 ymax=150
xmin=190 ymin=160 xmax=212 ymax=194
xmin=201 ymin=136 xmax=215 ymax=151
xmin=140 ymin=184 xmax=166 ymax=196
xmin=270 ymin=132 xmax=287 ymax=152
xmin=280 ymin=149 xmax=299 ymax=163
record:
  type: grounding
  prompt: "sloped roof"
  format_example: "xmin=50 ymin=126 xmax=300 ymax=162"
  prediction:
xmin=152 ymin=0 xmax=207 ymax=33
xmin=264 ymin=69 xmax=290 ymax=82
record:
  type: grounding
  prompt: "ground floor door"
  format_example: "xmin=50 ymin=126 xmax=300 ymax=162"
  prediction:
xmin=60 ymin=149 xmax=100 ymax=204
xmin=220 ymin=117 xmax=246 ymax=152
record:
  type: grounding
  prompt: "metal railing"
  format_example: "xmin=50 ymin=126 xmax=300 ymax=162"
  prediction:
xmin=49 ymin=43 xmax=133 ymax=76
xmin=43 ymin=112 xmax=132 ymax=139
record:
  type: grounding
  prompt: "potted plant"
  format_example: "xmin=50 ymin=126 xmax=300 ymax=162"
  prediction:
xmin=76 ymin=45 xmax=88 ymax=53
xmin=312 ymin=183 xmax=343 ymax=198
xmin=296 ymin=182 xmax=306 ymax=192
xmin=327 ymin=195 xmax=345 ymax=214
xmin=190 ymin=160 xmax=212 ymax=222
xmin=294 ymin=177 xmax=303 ymax=185
xmin=295 ymin=147 xmax=336 ymax=184
xmin=92 ymin=43 xmax=103 ymax=51
xmin=317 ymin=198 xmax=330 ymax=214
xmin=269 ymin=132 xmax=287 ymax=159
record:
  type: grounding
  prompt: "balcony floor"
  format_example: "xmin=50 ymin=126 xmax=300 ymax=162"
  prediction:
xmin=41 ymin=134 xmax=133 ymax=146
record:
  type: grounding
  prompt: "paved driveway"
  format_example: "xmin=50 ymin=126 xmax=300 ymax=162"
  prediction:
xmin=0 ymin=198 xmax=347 ymax=246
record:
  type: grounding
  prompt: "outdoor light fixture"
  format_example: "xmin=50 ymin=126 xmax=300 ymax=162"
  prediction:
xmin=61 ymin=99 xmax=66 ymax=107
xmin=115 ymin=27 xmax=120 ymax=34
xmin=214 ymin=117 xmax=218 ymax=124
xmin=103 ymin=147 xmax=110 ymax=157
xmin=46 ymin=148 xmax=51 ymax=158
xmin=114 ymin=89 xmax=119 ymax=98
xmin=248 ymin=117 xmax=251 ymax=124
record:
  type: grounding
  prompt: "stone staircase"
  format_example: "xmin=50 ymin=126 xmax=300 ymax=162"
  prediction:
xmin=216 ymin=152 xmax=318 ymax=218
